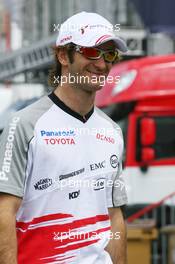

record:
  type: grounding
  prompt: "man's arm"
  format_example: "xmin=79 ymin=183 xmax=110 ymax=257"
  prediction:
xmin=0 ymin=193 xmax=21 ymax=264
xmin=105 ymin=206 xmax=127 ymax=264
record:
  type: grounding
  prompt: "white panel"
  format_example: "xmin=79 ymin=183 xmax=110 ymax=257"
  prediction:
xmin=123 ymin=166 xmax=175 ymax=204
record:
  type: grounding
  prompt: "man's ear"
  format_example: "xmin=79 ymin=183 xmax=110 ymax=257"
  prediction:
xmin=56 ymin=47 xmax=69 ymax=66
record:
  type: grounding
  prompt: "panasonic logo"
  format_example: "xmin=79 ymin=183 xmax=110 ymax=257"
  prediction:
xmin=0 ymin=116 xmax=20 ymax=181
xmin=40 ymin=130 xmax=75 ymax=137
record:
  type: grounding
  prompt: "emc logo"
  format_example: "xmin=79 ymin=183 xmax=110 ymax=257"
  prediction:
xmin=90 ymin=161 xmax=106 ymax=171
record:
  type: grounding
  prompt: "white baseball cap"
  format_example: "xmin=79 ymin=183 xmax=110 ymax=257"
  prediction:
xmin=56 ymin=12 xmax=127 ymax=52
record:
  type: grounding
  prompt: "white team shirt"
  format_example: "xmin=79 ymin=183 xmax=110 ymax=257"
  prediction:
xmin=0 ymin=92 xmax=127 ymax=264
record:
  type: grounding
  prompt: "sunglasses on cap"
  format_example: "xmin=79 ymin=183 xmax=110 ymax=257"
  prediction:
xmin=74 ymin=46 xmax=120 ymax=63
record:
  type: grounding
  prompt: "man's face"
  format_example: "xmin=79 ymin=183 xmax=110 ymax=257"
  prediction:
xmin=66 ymin=41 xmax=116 ymax=92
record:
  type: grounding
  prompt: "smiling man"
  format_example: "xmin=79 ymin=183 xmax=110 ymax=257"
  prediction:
xmin=58 ymin=41 xmax=117 ymax=90
xmin=0 ymin=12 xmax=128 ymax=264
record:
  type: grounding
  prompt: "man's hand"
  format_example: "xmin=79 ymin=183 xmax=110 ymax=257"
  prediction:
xmin=0 ymin=193 xmax=21 ymax=264
xmin=105 ymin=207 xmax=127 ymax=264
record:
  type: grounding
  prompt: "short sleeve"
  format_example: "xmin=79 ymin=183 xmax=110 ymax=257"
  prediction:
xmin=112 ymin=129 xmax=128 ymax=207
xmin=0 ymin=114 xmax=33 ymax=197
xmin=112 ymin=159 xmax=128 ymax=207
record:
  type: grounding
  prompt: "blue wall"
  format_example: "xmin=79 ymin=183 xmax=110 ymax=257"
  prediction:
xmin=130 ymin=0 xmax=175 ymax=35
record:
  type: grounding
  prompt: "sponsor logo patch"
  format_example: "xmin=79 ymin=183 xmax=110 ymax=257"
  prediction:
xmin=0 ymin=116 xmax=20 ymax=181
xmin=41 ymin=130 xmax=76 ymax=145
xmin=90 ymin=161 xmax=106 ymax=171
xmin=80 ymin=24 xmax=89 ymax=34
xmin=93 ymin=178 xmax=105 ymax=191
xmin=44 ymin=138 xmax=75 ymax=145
xmin=69 ymin=190 xmax=80 ymax=200
xmin=60 ymin=36 xmax=72 ymax=44
xmin=34 ymin=178 xmax=53 ymax=190
xmin=40 ymin=130 xmax=76 ymax=137
xmin=96 ymin=133 xmax=115 ymax=144
xmin=59 ymin=168 xmax=85 ymax=181
xmin=110 ymin=155 xmax=119 ymax=168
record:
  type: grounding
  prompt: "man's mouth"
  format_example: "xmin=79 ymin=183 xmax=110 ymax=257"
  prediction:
xmin=86 ymin=70 xmax=107 ymax=77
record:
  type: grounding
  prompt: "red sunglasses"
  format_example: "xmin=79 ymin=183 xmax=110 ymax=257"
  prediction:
xmin=74 ymin=46 xmax=120 ymax=63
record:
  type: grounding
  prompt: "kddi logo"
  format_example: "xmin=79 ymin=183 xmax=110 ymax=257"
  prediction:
xmin=90 ymin=160 xmax=105 ymax=171
xmin=69 ymin=190 xmax=80 ymax=200
xmin=110 ymin=155 xmax=119 ymax=168
xmin=0 ymin=116 xmax=20 ymax=181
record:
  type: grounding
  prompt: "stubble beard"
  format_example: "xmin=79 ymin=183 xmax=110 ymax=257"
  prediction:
xmin=68 ymin=71 xmax=105 ymax=93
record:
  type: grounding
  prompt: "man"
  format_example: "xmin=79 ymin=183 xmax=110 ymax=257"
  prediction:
xmin=0 ymin=11 xmax=127 ymax=264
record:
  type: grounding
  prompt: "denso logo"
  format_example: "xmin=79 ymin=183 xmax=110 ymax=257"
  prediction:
xmin=90 ymin=161 xmax=106 ymax=171
xmin=34 ymin=178 xmax=52 ymax=190
xmin=93 ymin=178 xmax=105 ymax=191
xmin=44 ymin=138 xmax=75 ymax=145
xmin=69 ymin=190 xmax=80 ymax=200
xmin=40 ymin=130 xmax=75 ymax=137
xmin=96 ymin=133 xmax=115 ymax=144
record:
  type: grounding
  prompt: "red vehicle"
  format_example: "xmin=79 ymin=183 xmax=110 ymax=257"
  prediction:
xmin=96 ymin=54 xmax=175 ymax=206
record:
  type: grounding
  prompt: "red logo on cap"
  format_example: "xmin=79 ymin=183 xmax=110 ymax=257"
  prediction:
xmin=60 ymin=36 xmax=72 ymax=44
xmin=80 ymin=25 xmax=89 ymax=34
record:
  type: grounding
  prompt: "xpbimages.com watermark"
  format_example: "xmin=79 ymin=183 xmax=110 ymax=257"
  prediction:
xmin=49 ymin=176 xmax=126 ymax=192
xmin=53 ymin=23 xmax=121 ymax=33
xmin=54 ymin=73 xmax=120 ymax=87
xmin=53 ymin=230 xmax=121 ymax=242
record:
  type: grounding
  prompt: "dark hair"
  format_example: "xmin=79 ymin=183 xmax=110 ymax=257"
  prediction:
xmin=48 ymin=43 xmax=76 ymax=90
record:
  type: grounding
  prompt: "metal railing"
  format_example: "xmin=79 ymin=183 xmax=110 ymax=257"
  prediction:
xmin=0 ymin=30 xmax=147 ymax=81
xmin=127 ymin=192 xmax=175 ymax=264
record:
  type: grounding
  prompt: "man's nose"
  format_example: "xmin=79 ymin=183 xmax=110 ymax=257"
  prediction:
xmin=93 ymin=56 xmax=107 ymax=71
